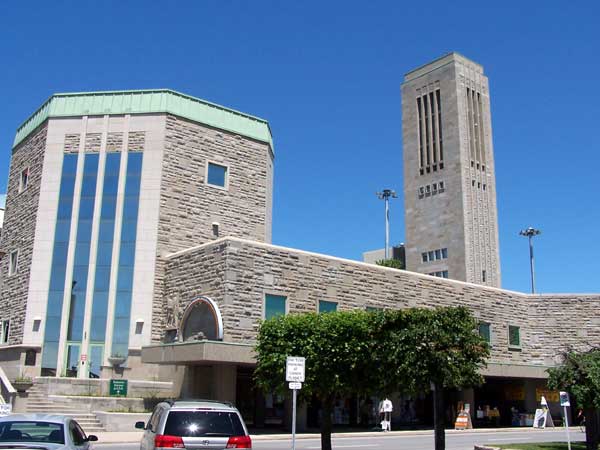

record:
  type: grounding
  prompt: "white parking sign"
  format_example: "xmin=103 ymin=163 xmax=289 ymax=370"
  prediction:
xmin=286 ymin=356 xmax=305 ymax=382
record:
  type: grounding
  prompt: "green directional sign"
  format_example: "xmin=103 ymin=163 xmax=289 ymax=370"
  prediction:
xmin=109 ymin=379 xmax=128 ymax=397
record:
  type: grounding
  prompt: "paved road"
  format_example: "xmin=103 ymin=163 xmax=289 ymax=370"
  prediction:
xmin=93 ymin=428 xmax=585 ymax=450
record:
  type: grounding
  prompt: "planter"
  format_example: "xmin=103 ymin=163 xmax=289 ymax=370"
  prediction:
xmin=13 ymin=381 xmax=33 ymax=392
xmin=107 ymin=356 xmax=127 ymax=367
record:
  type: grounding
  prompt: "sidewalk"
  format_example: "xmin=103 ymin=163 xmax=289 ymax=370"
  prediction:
xmin=92 ymin=427 xmax=540 ymax=444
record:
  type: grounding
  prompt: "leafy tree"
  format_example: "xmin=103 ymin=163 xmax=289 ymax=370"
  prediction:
xmin=254 ymin=307 xmax=488 ymax=450
xmin=375 ymin=258 xmax=405 ymax=270
xmin=548 ymin=348 xmax=600 ymax=450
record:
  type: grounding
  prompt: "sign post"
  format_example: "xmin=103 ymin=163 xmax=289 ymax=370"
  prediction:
xmin=286 ymin=357 xmax=305 ymax=450
xmin=560 ymin=391 xmax=571 ymax=450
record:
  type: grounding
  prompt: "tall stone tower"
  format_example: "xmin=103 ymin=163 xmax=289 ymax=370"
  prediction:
xmin=402 ymin=53 xmax=501 ymax=287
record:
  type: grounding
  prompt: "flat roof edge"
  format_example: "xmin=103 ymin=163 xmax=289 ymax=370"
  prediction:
xmin=404 ymin=52 xmax=484 ymax=82
xmin=13 ymin=89 xmax=274 ymax=151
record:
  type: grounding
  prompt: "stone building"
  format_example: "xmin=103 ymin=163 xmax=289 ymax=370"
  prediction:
xmin=402 ymin=53 xmax=501 ymax=287
xmin=0 ymin=58 xmax=598 ymax=428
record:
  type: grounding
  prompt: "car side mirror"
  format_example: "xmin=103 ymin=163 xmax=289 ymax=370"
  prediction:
xmin=135 ymin=421 xmax=146 ymax=430
xmin=87 ymin=435 xmax=98 ymax=442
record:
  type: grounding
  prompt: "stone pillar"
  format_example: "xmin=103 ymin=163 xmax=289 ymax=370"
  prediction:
xmin=212 ymin=365 xmax=237 ymax=404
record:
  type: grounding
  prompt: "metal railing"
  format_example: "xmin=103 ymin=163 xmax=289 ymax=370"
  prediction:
xmin=0 ymin=366 xmax=16 ymax=409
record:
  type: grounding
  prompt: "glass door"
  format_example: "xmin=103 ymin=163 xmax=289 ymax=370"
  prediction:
xmin=64 ymin=343 xmax=80 ymax=378
xmin=88 ymin=344 xmax=104 ymax=378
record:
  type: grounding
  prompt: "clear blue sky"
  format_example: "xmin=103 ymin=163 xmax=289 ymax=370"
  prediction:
xmin=1 ymin=1 xmax=598 ymax=294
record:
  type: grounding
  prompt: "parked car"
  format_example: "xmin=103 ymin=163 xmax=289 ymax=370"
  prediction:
xmin=0 ymin=413 xmax=98 ymax=449
xmin=136 ymin=399 xmax=251 ymax=449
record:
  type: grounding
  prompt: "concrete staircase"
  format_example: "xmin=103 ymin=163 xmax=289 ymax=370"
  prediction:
xmin=25 ymin=384 xmax=106 ymax=433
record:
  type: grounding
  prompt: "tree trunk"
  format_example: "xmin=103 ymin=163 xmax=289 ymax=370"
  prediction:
xmin=585 ymin=407 xmax=599 ymax=450
xmin=433 ymin=383 xmax=446 ymax=450
xmin=321 ymin=395 xmax=334 ymax=450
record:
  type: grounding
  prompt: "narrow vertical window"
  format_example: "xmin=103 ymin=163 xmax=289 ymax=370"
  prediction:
xmin=482 ymin=270 xmax=487 ymax=282
xmin=111 ymin=152 xmax=143 ymax=359
xmin=424 ymin=94 xmax=431 ymax=167
xmin=19 ymin=168 xmax=29 ymax=193
xmin=478 ymin=322 xmax=491 ymax=344
xmin=417 ymin=97 xmax=424 ymax=171
xmin=422 ymin=252 xmax=428 ymax=263
xmin=1 ymin=320 xmax=9 ymax=344
xmin=508 ymin=325 xmax=521 ymax=348
xmin=441 ymin=248 xmax=448 ymax=259
xmin=436 ymin=90 xmax=443 ymax=164
xmin=265 ymin=294 xmax=286 ymax=320
xmin=42 ymin=153 xmax=78 ymax=375
xmin=9 ymin=250 xmax=18 ymax=275
xmin=429 ymin=92 xmax=437 ymax=164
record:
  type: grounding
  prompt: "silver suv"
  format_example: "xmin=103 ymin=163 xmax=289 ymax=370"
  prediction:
xmin=136 ymin=399 xmax=251 ymax=449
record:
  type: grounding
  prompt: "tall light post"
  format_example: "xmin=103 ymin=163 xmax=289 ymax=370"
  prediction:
xmin=376 ymin=189 xmax=397 ymax=259
xmin=519 ymin=227 xmax=541 ymax=294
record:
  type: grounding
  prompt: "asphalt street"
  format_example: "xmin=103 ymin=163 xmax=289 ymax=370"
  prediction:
xmin=93 ymin=428 xmax=585 ymax=450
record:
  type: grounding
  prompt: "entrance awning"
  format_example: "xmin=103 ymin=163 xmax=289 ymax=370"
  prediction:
xmin=141 ymin=341 xmax=255 ymax=365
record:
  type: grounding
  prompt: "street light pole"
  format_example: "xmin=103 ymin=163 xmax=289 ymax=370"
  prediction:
xmin=376 ymin=189 xmax=397 ymax=259
xmin=519 ymin=227 xmax=541 ymax=294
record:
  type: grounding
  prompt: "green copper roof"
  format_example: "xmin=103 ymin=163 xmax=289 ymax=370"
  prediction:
xmin=13 ymin=89 xmax=273 ymax=151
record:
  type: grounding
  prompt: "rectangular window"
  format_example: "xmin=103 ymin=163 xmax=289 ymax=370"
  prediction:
xmin=206 ymin=162 xmax=228 ymax=188
xmin=319 ymin=300 xmax=337 ymax=313
xmin=19 ymin=168 xmax=29 ymax=192
xmin=482 ymin=270 xmax=487 ymax=282
xmin=366 ymin=306 xmax=382 ymax=312
xmin=422 ymin=252 xmax=428 ymax=263
xmin=442 ymin=270 xmax=449 ymax=278
xmin=479 ymin=322 xmax=491 ymax=343
xmin=9 ymin=250 xmax=18 ymax=275
xmin=428 ymin=251 xmax=434 ymax=261
xmin=441 ymin=248 xmax=448 ymax=259
xmin=439 ymin=181 xmax=445 ymax=191
xmin=508 ymin=325 xmax=521 ymax=348
xmin=1 ymin=320 xmax=9 ymax=344
xmin=435 ymin=249 xmax=442 ymax=260
xmin=265 ymin=294 xmax=286 ymax=320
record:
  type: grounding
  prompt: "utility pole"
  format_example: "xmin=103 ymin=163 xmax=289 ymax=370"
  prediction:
xmin=519 ymin=227 xmax=541 ymax=294
xmin=376 ymin=189 xmax=397 ymax=259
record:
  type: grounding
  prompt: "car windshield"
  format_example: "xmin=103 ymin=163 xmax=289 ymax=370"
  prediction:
xmin=163 ymin=411 xmax=245 ymax=437
xmin=0 ymin=421 xmax=65 ymax=444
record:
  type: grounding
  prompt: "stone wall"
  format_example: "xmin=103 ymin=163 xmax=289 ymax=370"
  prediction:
xmin=152 ymin=115 xmax=272 ymax=341
xmin=0 ymin=124 xmax=48 ymax=345
xmin=164 ymin=237 xmax=600 ymax=369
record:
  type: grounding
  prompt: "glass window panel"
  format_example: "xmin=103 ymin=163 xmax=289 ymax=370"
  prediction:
xmin=94 ymin=267 xmax=112 ymax=291
xmin=127 ymin=153 xmax=143 ymax=174
xmin=66 ymin=345 xmax=80 ymax=374
xmin=442 ymin=248 xmax=448 ymax=259
xmin=116 ymin=267 xmax=134 ymax=291
xmin=112 ymin=318 xmax=130 ymax=344
xmin=123 ymin=197 xmax=139 ymax=220
xmin=52 ymin=242 xmax=69 ymax=266
xmin=435 ymin=249 xmax=442 ymax=260
xmin=105 ymin=153 xmax=121 ymax=174
xmin=78 ymin=198 xmax=96 ymax=219
xmin=62 ymin=154 xmax=78 ymax=174
xmin=80 ymin=176 xmax=98 ymax=196
xmin=207 ymin=163 xmax=227 ymax=187
xmin=111 ymin=343 xmax=128 ymax=358
xmin=90 ymin=315 xmax=107 ymax=342
xmin=59 ymin=176 xmax=75 ymax=197
xmin=115 ymin=292 xmax=132 ymax=316
xmin=73 ymin=244 xmax=90 ymax=267
xmin=67 ymin=310 xmax=83 ymax=341
xmin=98 ymin=220 xmax=116 ymax=242
xmin=509 ymin=325 xmax=521 ymax=347
xmin=46 ymin=292 xmax=64 ymax=316
xmin=76 ymin=221 xmax=93 ymax=242
xmin=84 ymin=153 xmax=99 ymax=172
xmin=71 ymin=266 xmax=89 ymax=292
xmin=44 ymin=316 xmax=62 ymax=341
xmin=91 ymin=292 xmax=109 ymax=316
xmin=478 ymin=323 xmax=491 ymax=343
xmin=120 ymin=220 xmax=137 ymax=242
xmin=41 ymin=342 xmax=59 ymax=369
xmin=55 ymin=220 xmax=72 ymax=242
xmin=49 ymin=268 xmax=67 ymax=291
xmin=101 ymin=197 xmax=117 ymax=218
xmin=265 ymin=294 xmax=286 ymax=320
xmin=96 ymin=242 xmax=114 ymax=266
xmin=119 ymin=243 xmax=136 ymax=267
xmin=57 ymin=200 xmax=73 ymax=219
xmin=125 ymin=175 xmax=140 ymax=195
xmin=319 ymin=300 xmax=337 ymax=313
xmin=103 ymin=176 xmax=119 ymax=195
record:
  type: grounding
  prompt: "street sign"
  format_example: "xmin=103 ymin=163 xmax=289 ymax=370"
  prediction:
xmin=560 ymin=391 xmax=571 ymax=407
xmin=109 ymin=379 xmax=128 ymax=397
xmin=289 ymin=382 xmax=302 ymax=390
xmin=286 ymin=356 xmax=305 ymax=382
xmin=0 ymin=404 xmax=11 ymax=416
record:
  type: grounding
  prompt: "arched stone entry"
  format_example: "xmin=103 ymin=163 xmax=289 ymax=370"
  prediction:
xmin=179 ymin=296 xmax=224 ymax=342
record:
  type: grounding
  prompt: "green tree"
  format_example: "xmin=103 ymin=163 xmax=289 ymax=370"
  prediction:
xmin=254 ymin=307 xmax=488 ymax=450
xmin=375 ymin=258 xmax=405 ymax=270
xmin=548 ymin=348 xmax=600 ymax=450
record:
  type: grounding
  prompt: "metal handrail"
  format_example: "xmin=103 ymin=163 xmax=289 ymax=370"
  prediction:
xmin=0 ymin=366 xmax=17 ymax=408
